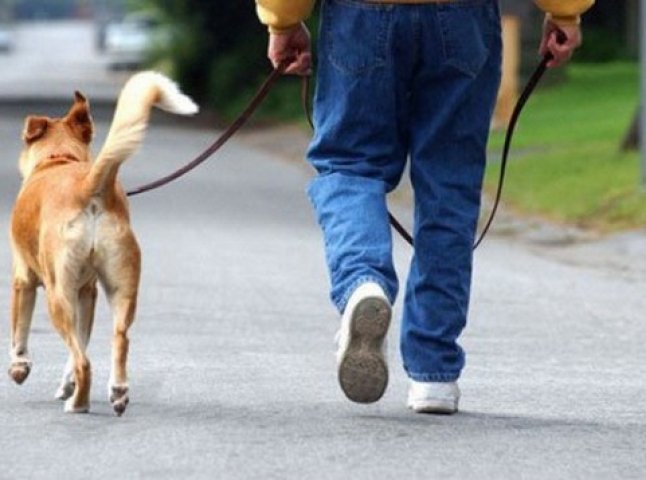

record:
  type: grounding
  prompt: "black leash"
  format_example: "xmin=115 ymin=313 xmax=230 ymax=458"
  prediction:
xmin=126 ymin=60 xmax=292 ymax=197
xmin=472 ymin=44 xmax=559 ymax=249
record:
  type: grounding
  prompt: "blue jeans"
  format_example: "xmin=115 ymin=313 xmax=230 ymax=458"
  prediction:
xmin=307 ymin=0 xmax=502 ymax=382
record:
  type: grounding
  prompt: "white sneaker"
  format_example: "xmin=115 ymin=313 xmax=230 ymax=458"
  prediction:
xmin=336 ymin=282 xmax=391 ymax=404
xmin=407 ymin=380 xmax=460 ymax=414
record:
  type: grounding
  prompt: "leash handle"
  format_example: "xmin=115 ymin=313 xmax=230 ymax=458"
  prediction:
xmin=545 ymin=30 xmax=569 ymax=62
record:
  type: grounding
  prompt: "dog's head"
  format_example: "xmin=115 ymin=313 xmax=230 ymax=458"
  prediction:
xmin=19 ymin=91 xmax=94 ymax=179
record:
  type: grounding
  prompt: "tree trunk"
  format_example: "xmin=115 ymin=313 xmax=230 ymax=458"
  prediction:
xmin=621 ymin=107 xmax=640 ymax=152
xmin=626 ymin=0 xmax=639 ymax=57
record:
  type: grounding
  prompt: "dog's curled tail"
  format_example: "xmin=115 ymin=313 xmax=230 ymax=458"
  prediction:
xmin=86 ymin=71 xmax=198 ymax=195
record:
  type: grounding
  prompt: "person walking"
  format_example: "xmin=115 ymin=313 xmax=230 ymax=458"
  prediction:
xmin=256 ymin=0 xmax=594 ymax=413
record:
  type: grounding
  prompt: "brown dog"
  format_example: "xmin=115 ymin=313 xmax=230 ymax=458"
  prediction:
xmin=8 ymin=72 xmax=197 ymax=415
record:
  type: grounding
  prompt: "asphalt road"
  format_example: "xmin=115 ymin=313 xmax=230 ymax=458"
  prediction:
xmin=0 ymin=20 xmax=122 ymax=102
xmin=0 ymin=20 xmax=645 ymax=480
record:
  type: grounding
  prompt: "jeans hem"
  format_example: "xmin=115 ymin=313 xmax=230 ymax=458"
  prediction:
xmin=406 ymin=371 xmax=461 ymax=383
xmin=336 ymin=276 xmax=392 ymax=313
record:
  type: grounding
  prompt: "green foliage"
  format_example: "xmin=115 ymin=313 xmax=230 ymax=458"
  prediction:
xmin=485 ymin=62 xmax=644 ymax=232
xmin=130 ymin=0 xmax=321 ymax=119
xmin=574 ymin=28 xmax=629 ymax=63
xmin=131 ymin=0 xmax=277 ymax=114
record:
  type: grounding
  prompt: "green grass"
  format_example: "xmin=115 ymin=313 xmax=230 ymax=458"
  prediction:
xmin=485 ymin=62 xmax=646 ymax=232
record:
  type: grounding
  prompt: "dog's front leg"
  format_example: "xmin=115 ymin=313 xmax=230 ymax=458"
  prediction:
xmin=8 ymin=271 xmax=38 ymax=385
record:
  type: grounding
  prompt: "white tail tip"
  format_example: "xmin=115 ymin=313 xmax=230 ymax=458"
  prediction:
xmin=134 ymin=71 xmax=199 ymax=116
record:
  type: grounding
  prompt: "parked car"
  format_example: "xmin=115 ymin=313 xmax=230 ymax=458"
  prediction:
xmin=0 ymin=25 xmax=14 ymax=53
xmin=104 ymin=13 xmax=166 ymax=70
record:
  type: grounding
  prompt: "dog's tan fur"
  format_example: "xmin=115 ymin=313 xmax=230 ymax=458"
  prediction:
xmin=8 ymin=71 xmax=197 ymax=415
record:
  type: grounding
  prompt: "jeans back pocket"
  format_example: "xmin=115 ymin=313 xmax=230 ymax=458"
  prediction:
xmin=437 ymin=0 xmax=500 ymax=78
xmin=321 ymin=0 xmax=393 ymax=76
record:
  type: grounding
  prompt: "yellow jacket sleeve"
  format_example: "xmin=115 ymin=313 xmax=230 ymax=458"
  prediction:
xmin=256 ymin=0 xmax=315 ymax=33
xmin=534 ymin=0 xmax=595 ymax=26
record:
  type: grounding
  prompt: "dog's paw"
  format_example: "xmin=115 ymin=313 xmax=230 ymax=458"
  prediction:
xmin=110 ymin=385 xmax=130 ymax=417
xmin=8 ymin=361 xmax=32 ymax=385
xmin=55 ymin=381 xmax=76 ymax=401
xmin=64 ymin=398 xmax=89 ymax=414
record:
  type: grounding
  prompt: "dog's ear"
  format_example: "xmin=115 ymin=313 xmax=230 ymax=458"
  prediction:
xmin=22 ymin=116 xmax=49 ymax=144
xmin=65 ymin=91 xmax=93 ymax=143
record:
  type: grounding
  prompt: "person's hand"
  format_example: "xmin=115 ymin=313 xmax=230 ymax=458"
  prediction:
xmin=539 ymin=18 xmax=582 ymax=68
xmin=268 ymin=22 xmax=312 ymax=76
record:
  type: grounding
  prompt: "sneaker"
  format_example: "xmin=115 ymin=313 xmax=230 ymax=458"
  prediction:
xmin=336 ymin=282 xmax=391 ymax=404
xmin=407 ymin=380 xmax=460 ymax=414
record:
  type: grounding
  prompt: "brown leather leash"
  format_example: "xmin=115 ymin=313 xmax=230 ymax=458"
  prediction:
xmin=472 ymin=46 xmax=557 ymax=249
xmin=126 ymin=59 xmax=293 ymax=197
xmin=127 ymin=38 xmax=562 ymax=249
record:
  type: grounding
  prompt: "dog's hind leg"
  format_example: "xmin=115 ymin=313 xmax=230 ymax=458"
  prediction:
xmin=46 ymin=283 xmax=92 ymax=413
xmin=104 ymin=286 xmax=138 ymax=416
xmin=107 ymin=291 xmax=137 ymax=417
xmin=8 ymin=264 xmax=38 ymax=385
xmin=101 ymin=241 xmax=140 ymax=417
xmin=108 ymin=294 xmax=137 ymax=416
xmin=55 ymin=281 xmax=97 ymax=401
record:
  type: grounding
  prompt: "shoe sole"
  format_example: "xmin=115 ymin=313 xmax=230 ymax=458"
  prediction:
xmin=338 ymin=296 xmax=391 ymax=404
xmin=408 ymin=401 xmax=458 ymax=415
